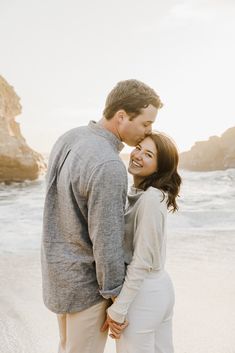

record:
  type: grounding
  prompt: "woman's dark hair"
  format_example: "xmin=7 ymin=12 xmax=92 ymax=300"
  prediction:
xmin=139 ymin=132 xmax=182 ymax=212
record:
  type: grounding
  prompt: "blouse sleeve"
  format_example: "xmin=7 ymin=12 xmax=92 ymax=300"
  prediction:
xmin=107 ymin=190 xmax=165 ymax=323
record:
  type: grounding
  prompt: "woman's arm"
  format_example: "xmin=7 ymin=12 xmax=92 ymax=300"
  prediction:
xmin=107 ymin=190 xmax=165 ymax=323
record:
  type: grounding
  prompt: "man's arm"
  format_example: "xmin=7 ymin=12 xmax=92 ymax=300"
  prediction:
xmin=87 ymin=160 xmax=127 ymax=299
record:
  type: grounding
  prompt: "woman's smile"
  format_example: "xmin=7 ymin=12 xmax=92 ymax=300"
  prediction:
xmin=128 ymin=136 xmax=158 ymax=187
xmin=130 ymin=160 xmax=143 ymax=168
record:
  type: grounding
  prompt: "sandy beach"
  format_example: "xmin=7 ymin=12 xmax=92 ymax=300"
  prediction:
xmin=1 ymin=229 xmax=235 ymax=353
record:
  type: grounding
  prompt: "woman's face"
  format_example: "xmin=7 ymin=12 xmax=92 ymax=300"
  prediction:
xmin=128 ymin=136 xmax=157 ymax=183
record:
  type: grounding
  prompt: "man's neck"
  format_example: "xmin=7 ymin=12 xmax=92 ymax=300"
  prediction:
xmin=98 ymin=117 xmax=122 ymax=141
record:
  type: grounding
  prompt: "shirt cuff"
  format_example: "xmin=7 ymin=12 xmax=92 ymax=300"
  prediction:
xmin=99 ymin=283 xmax=123 ymax=299
xmin=107 ymin=306 xmax=126 ymax=324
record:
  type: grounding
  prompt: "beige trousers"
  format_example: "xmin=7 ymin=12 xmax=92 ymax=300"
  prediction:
xmin=57 ymin=300 xmax=110 ymax=353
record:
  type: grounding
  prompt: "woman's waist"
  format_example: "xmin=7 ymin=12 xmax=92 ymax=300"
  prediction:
xmin=140 ymin=270 xmax=174 ymax=293
xmin=145 ymin=268 xmax=170 ymax=280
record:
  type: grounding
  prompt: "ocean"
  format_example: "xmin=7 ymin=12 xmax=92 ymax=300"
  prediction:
xmin=0 ymin=169 xmax=235 ymax=353
xmin=1 ymin=168 xmax=235 ymax=253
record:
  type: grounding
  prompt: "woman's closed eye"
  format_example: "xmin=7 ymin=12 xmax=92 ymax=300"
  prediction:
xmin=145 ymin=153 xmax=153 ymax=158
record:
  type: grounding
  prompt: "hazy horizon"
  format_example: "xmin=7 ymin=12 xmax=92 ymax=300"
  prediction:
xmin=1 ymin=0 xmax=235 ymax=154
xmin=35 ymin=122 xmax=234 ymax=156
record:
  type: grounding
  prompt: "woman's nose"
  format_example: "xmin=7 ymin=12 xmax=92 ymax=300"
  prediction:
xmin=135 ymin=151 xmax=142 ymax=160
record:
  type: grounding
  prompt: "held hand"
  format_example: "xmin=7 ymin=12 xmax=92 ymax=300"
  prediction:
xmin=100 ymin=314 xmax=129 ymax=339
xmin=109 ymin=318 xmax=129 ymax=339
xmin=101 ymin=314 xmax=121 ymax=332
xmin=100 ymin=318 xmax=109 ymax=332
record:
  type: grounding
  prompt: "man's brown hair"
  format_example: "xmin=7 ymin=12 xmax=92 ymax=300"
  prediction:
xmin=103 ymin=79 xmax=163 ymax=120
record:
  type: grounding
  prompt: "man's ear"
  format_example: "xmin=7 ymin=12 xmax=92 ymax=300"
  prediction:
xmin=116 ymin=109 xmax=126 ymax=123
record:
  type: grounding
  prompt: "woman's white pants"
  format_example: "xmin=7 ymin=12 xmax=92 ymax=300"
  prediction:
xmin=116 ymin=270 xmax=175 ymax=353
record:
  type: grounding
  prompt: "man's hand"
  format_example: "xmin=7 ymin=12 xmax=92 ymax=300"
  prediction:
xmin=100 ymin=314 xmax=128 ymax=339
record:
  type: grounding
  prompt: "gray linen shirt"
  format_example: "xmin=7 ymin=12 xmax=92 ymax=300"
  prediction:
xmin=41 ymin=121 xmax=128 ymax=313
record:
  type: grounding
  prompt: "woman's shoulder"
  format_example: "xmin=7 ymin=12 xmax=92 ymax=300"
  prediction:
xmin=144 ymin=186 xmax=165 ymax=199
xmin=139 ymin=187 xmax=167 ymax=211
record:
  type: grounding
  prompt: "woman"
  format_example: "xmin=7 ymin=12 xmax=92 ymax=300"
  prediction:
xmin=106 ymin=132 xmax=181 ymax=353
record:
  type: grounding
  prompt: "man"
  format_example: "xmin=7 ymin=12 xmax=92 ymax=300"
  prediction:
xmin=41 ymin=79 xmax=163 ymax=353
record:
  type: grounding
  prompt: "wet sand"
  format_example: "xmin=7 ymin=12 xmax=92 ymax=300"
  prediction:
xmin=0 ymin=230 xmax=235 ymax=353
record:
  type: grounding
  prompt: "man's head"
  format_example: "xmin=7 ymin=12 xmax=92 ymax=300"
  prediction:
xmin=103 ymin=79 xmax=163 ymax=146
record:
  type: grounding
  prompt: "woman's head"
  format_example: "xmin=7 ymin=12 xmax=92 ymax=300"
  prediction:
xmin=128 ymin=132 xmax=182 ymax=212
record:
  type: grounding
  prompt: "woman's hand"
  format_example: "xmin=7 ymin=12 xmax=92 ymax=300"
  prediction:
xmin=100 ymin=314 xmax=129 ymax=339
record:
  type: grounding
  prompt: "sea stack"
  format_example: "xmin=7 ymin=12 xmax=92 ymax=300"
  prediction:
xmin=0 ymin=75 xmax=46 ymax=182
xmin=179 ymin=127 xmax=235 ymax=171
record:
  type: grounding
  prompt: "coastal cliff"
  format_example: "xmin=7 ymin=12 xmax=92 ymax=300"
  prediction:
xmin=179 ymin=127 xmax=235 ymax=171
xmin=0 ymin=75 xmax=46 ymax=182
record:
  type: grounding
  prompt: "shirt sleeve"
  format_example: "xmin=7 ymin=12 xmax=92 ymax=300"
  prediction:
xmin=107 ymin=191 xmax=165 ymax=323
xmin=87 ymin=160 xmax=128 ymax=299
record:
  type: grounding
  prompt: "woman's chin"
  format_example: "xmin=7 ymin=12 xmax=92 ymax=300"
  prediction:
xmin=127 ymin=165 xmax=132 ymax=173
xmin=128 ymin=166 xmax=137 ymax=175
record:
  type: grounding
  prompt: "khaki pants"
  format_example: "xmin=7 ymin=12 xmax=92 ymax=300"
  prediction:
xmin=57 ymin=300 xmax=110 ymax=353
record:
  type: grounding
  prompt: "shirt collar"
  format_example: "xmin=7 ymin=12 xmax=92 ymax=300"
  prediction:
xmin=88 ymin=120 xmax=125 ymax=153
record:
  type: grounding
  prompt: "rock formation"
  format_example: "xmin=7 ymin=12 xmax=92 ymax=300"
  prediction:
xmin=179 ymin=127 xmax=235 ymax=171
xmin=0 ymin=75 xmax=46 ymax=182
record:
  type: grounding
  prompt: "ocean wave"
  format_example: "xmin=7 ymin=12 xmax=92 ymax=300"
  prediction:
xmin=0 ymin=169 xmax=235 ymax=252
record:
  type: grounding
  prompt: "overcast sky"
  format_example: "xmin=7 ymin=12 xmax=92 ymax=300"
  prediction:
xmin=1 ymin=0 xmax=235 ymax=153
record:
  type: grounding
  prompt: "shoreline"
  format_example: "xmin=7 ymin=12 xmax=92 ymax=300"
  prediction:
xmin=0 ymin=229 xmax=235 ymax=353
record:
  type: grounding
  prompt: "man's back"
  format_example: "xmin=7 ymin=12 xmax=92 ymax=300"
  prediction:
xmin=41 ymin=121 xmax=128 ymax=313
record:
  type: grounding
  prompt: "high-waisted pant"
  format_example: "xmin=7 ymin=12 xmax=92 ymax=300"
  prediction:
xmin=116 ymin=270 xmax=175 ymax=353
